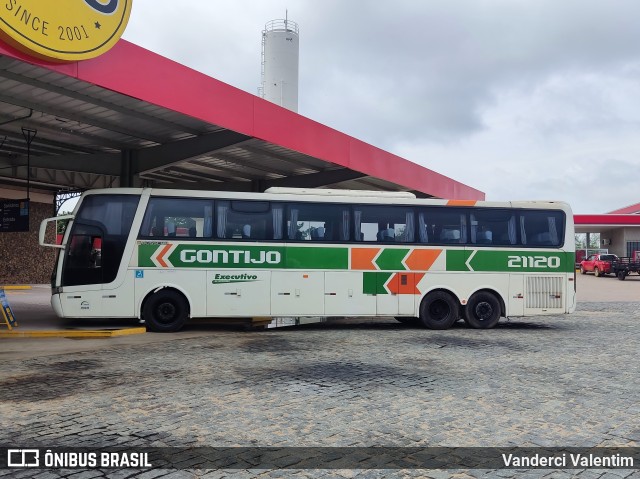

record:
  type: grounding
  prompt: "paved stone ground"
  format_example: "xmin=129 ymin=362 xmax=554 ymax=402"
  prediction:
xmin=1 ymin=302 xmax=640 ymax=478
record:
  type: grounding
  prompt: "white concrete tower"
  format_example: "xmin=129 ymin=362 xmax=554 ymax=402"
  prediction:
xmin=260 ymin=13 xmax=299 ymax=112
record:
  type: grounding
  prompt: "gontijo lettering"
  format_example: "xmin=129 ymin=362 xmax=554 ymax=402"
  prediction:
xmin=180 ymin=249 xmax=281 ymax=265
xmin=0 ymin=0 xmax=132 ymax=61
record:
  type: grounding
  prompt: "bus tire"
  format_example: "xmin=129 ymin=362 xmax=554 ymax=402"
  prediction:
xmin=419 ymin=291 xmax=459 ymax=330
xmin=594 ymin=267 xmax=601 ymax=277
xmin=464 ymin=292 xmax=501 ymax=329
xmin=143 ymin=290 xmax=189 ymax=332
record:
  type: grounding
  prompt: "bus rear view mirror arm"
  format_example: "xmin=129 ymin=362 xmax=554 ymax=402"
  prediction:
xmin=39 ymin=214 xmax=74 ymax=248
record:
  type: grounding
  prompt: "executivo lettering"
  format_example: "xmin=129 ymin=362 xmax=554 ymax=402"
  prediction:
xmin=212 ymin=273 xmax=260 ymax=285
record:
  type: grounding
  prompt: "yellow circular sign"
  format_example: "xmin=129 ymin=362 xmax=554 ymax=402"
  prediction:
xmin=0 ymin=0 xmax=132 ymax=62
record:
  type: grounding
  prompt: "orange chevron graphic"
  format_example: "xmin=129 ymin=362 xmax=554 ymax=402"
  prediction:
xmin=386 ymin=272 xmax=425 ymax=294
xmin=351 ymin=248 xmax=380 ymax=270
xmin=404 ymin=249 xmax=442 ymax=271
xmin=156 ymin=244 xmax=173 ymax=268
xmin=447 ymin=200 xmax=477 ymax=206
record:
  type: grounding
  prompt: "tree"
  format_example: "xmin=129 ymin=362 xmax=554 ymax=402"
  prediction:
xmin=575 ymin=233 xmax=600 ymax=250
xmin=56 ymin=211 xmax=72 ymax=235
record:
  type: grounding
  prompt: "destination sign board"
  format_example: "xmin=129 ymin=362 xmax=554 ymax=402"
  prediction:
xmin=1 ymin=199 xmax=29 ymax=232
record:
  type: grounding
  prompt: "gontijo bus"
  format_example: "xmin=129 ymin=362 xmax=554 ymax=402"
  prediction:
xmin=39 ymin=187 xmax=576 ymax=332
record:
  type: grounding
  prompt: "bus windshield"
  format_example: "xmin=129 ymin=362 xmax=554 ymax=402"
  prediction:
xmin=62 ymin=194 xmax=139 ymax=286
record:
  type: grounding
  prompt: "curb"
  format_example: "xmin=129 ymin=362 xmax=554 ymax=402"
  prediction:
xmin=0 ymin=285 xmax=32 ymax=290
xmin=0 ymin=327 xmax=147 ymax=338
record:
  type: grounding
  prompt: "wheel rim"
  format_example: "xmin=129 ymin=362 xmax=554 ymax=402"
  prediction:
xmin=429 ymin=299 xmax=450 ymax=321
xmin=474 ymin=301 xmax=494 ymax=321
xmin=156 ymin=301 xmax=177 ymax=324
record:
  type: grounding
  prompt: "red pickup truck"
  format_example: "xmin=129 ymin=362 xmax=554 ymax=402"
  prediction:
xmin=580 ymin=253 xmax=617 ymax=277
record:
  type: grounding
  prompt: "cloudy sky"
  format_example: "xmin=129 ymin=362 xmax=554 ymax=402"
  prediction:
xmin=123 ymin=1 xmax=640 ymax=214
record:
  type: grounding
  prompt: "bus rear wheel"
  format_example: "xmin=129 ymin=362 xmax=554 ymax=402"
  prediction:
xmin=419 ymin=291 xmax=459 ymax=330
xmin=464 ymin=292 xmax=501 ymax=329
xmin=143 ymin=290 xmax=189 ymax=332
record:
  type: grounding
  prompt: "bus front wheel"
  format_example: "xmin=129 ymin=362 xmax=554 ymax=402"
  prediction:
xmin=464 ymin=292 xmax=501 ymax=329
xmin=419 ymin=291 xmax=459 ymax=330
xmin=143 ymin=290 xmax=189 ymax=332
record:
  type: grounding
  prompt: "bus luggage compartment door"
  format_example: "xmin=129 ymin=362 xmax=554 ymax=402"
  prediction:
xmin=207 ymin=270 xmax=270 ymax=317
xmin=324 ymin=272 xmax=376 ymax=316
xmin=271 ymin=271 xmax=324 ymax=316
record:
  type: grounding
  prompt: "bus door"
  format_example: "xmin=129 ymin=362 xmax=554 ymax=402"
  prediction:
xmin=58 ymin=223 xmax=105 ymax=317
xmin=56 ymin=194 xmax=140 ymax=317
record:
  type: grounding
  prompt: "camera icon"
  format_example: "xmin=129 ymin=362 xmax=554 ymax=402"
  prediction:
xmin=7 ymin=449 xmax=40 ymax=467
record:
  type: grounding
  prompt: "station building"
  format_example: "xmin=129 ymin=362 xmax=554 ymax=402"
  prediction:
xmin=575 ymin=204 xmax=640 ymax=259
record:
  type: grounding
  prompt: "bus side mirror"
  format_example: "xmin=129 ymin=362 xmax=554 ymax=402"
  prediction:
xmin=39 ymin=215 xmax=74 ymax=248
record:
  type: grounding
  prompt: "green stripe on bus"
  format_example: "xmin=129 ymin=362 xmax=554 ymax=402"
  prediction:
xmin=285 ymin=246 xmax=348 ymax=269
xmin=138 ymin=244 xmax=348 ymax=269
xmin=362 ymin=272 xmax=392 ymax=295
xmin=139 ymin=244 xmax=574 ymax=273
xmin=446 ymin=250 xmax=575 ymax=273
xmin=363 ymin=272 xmax=378 ymax=295
xmin=375 ymin=248 xmax=409 ymax=271
xmin=138 ymin=244 xmax=158 ymax=267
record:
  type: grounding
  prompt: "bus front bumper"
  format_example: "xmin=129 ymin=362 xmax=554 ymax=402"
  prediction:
xmin=51 ymin=294 xmax=64 ymax=318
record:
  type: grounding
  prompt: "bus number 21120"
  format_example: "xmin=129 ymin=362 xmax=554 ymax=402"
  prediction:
xmin=507 ymin=255 xmax=560 ymax=269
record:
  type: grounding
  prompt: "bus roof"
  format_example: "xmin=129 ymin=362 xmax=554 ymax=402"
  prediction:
xmin=77 ymin=187 xmax=572 ymax=213
xmin=264 ymin=187 xmax=417 ymax=199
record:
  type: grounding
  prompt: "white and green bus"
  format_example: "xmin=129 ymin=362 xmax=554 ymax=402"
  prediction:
xmin=39 ymin=187 xmax=576 ymax=332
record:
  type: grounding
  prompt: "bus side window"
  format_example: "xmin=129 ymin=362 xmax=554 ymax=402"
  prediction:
xmin=420 ymin=207 xmax=467 ymax=244
xmin=286 ymin=203 xmax=349 ymax=242
xmin=139 ymin=198 xmax=213 ymax=239
xmin=354 ymin=206 xmax=413 ymax=243
xmin=217 ymin=200 xmax=283 ymax=241
xmin=520 ymin=210 xmax=564 ymax=247
xmin=470 ymin=210 xmax=516 ymax=245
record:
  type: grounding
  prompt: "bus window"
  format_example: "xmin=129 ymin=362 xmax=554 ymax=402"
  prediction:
xmin=139 ymin=198 xmax=213 ymax=239
xmin=353 ymin=206 xmax=414 ymax=243
xmin=520 ymin=210 xmax=565 ymax=247
xmin=470 ymin=209 xmax=517 ymax=245
xmin=418 ymin=208 xmax=467 ymax=244
xmin=216 ymin=200 xmax=283 ymax=240
xmin=286 ymin=203 xmax=350 ymax=241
